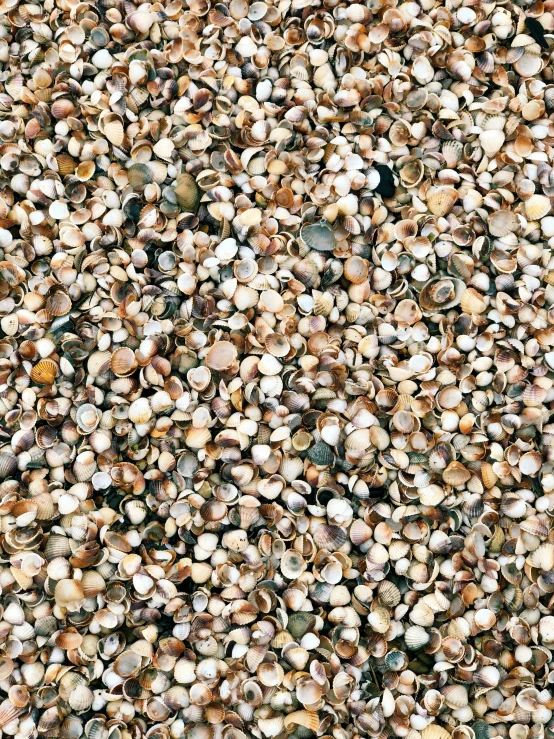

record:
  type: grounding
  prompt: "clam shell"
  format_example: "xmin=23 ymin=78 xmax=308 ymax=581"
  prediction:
xmin=419 ymin=276 xmax=465 ymax=314
xmin=284 ymin=711 xmax=319 ymax=732
xmin=30 ymin=359 xmax=58 ymax=385
xmin=404 ymin=624 xmax=430 ymax=649
xmin=128 ymin=397 xmax=152 ymax=424
xmin=427 ymin=186 xmax=458 ymax=216
xmin=205 ymin=341 xmax=238 ymax=371
xmin=300 ymin=220 xmax=337 ymax=251
xmin=54 ymin=579 xmax=85 ymax=607
xmin=174 ymin=173 xmax=201 ymax=212
xmin=488 ymin=209 xmax=519 ymax=237
xmin=110 ymin=347 xmax=137 ymax=377
xmin=307 ymin=439 xmax=334 ymax=465
xmin=344 ymin=256 xmax=369 ymax=284
xmin=480 ymin=129 xmax=505 ymax=156
xmin=525 ymin=194 xmax=551 ymax=220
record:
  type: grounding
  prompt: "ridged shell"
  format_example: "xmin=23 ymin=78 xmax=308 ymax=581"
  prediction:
xmin=525 ymin=194 xmax=551 ymax=220
xmin=427 ymin=186 xmax=458 ymax=216
xmin=300 ymin=220 xmax=336 ymax=251
xmin=174 ymin=173 xmax=201 ymax=212
xmin=30 ymin=359 xmax=58 ymax=385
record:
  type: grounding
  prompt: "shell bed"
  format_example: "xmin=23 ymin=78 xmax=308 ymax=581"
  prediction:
xmin=0 ymin=1 xmax=553 ymax=739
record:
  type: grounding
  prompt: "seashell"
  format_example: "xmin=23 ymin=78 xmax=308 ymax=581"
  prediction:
xmin=525 ymin=194 xmax=551 ymax=220
xmin=0 ymin=700 xmax=23 ymax=729
xmin=76 ymin=403 xmax=101 ymax=433
xmin=205 ymin=341 xmax=238 ymax=371
xmin=307 ymin=440 xmax=334 ymax=466
xmin=110 ymin=347 xmax=137 ymax=377
xmin=128 ymin=397 xmax=152 ymax=424
xmin=46 ymin=290 xmax=71 ymax=317
xmin=410 ymin=602 xmax=435 ymax=627
xmin=55 ymin=628 xmax=84 ymax=650
xmin=427 ymin=187 xmax=458 ymax=216
xmin=420 ymin=276 xmax=465 ymax=314
xmin=442 ymin=140 xmax=463 ymax=168
xmin=345 ymin=428 xmax=371 ymax=450
xmin=265 ymin=333 xmax=290 ymax=358
xmin=30 ymin=359 xmax=58 ymax=385
xmin=441 ymin=684 xmax=468 ymax=709
xmin=378 ymin=580 xmax=400 ymax=607
xmin=443 ymin=461 xmax=471 ymax=485
xmin=74 ymin=450 xmax=97 ymax=481
xmin=174 ymin=173 xmax=201 ymax=212
xmin=69 ymin=684 xmax=94 ymax=712
xmin=286 ymin=646 xmax=310 ymax=670
xmin=293 ymin=259 xmax=319 ymax=288
xmin=404 ymin=624 xmax=430 ymax=649
xmin=300 ymin=220 xmax=336 ymax=252
xmin=384 ymin=650 xmax=408 ymax=671
xmin=284 ymin=711 xmax=319 ymax=732
xmin=488 ymin=209 xmax=519 ymax=237
xmin=514 ymin=52 xmax=542 ymax=77
xmin=422 ymin=726 xmax=451 ymax=739
xmin=344 ymin=256 xmax=369 ymax=284
xmin=399 ymin=159 xmax=424 ymax=187
xmin=368 ymin=606 xmax=391 ymax=634
xmin=0 ymin=452 xmax=17 ymax=479
xmin=185 ymin=426 xmax=212 ymax=449
xmin=313 ymin=290 xmax=334 ymax=316
xmin=480 ymin=130 xmax=505 ymax=156
xmin=8 ymin=685 xmax=29 ymax=709
xmin=389 ymin=119 xmax=411 ymax=146
xmin=0 ymin=3 xmax=550 ymax=736
xmin=490 ymin=250 xmax=517 ymax=274
xmin=81 ymin=570 xmax=106 ymax=598
xmin=54 ymin=579 xmax=85 ymax=607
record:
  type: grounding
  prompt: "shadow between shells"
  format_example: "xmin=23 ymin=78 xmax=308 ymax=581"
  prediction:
xmin=0 ymin=2 xmax=553 ymax=739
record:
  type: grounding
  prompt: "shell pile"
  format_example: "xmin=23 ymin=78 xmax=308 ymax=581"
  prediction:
xmin=2 ymin=1 xmax=554 ymax=739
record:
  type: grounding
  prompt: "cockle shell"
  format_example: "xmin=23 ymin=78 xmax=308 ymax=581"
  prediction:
xmin=174 ymin=173 xmax=201 ymax=212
